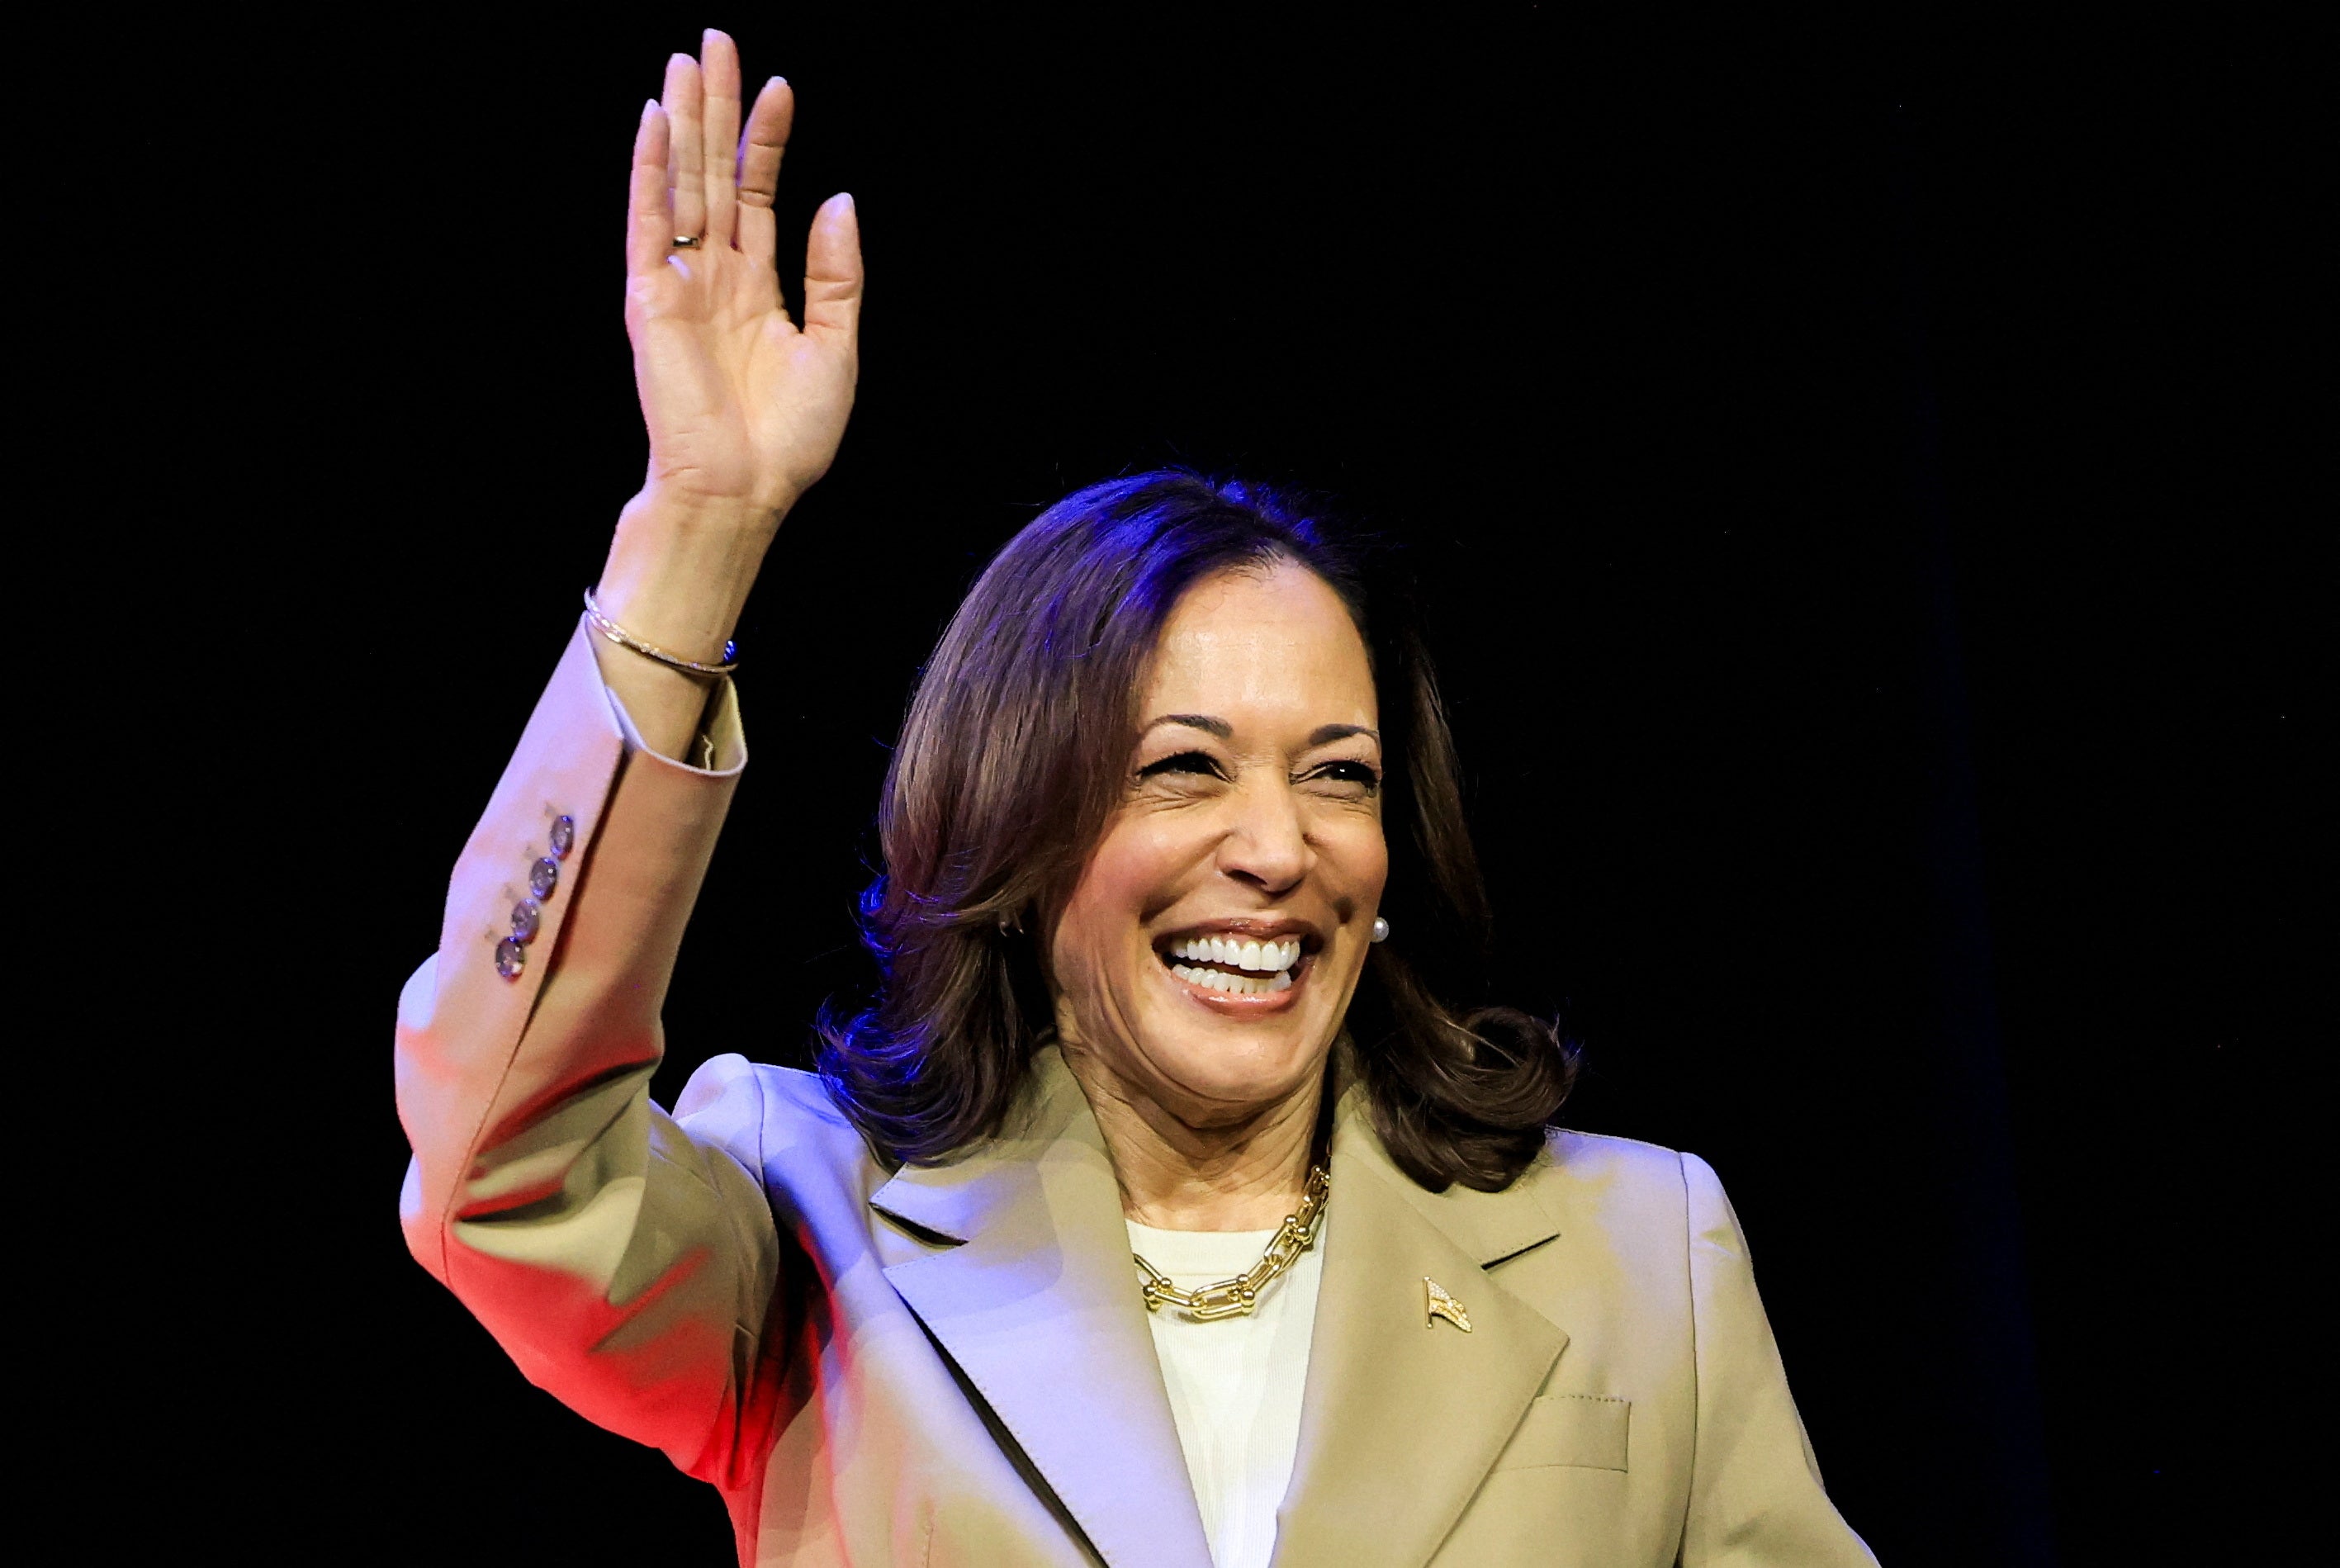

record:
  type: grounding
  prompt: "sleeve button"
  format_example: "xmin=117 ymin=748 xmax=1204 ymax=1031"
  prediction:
xmin=549 ymin=815 xmax=576 ymax=858
xmin=510 ymin=899 xmax=542 ymax=942
xmin=494 ymin=937 xmax=526 ymax=979
xmin=529 ymin=857 xmax=559 ymax=899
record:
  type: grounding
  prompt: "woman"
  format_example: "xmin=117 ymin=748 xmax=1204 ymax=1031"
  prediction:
xmin=396 ymin=30 xmax=1878 ymax=1568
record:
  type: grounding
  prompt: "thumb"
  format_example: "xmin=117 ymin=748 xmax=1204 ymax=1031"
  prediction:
xmin=802 ymin=193 xmax=863 ymax=348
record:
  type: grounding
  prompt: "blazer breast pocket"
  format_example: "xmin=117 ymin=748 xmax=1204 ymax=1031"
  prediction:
xmin=1491 ymin=1394 xmax=1631 ymax=1473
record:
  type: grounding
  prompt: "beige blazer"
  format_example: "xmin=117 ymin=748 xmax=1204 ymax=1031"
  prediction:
xmin=396 ymin=624 xmax=1878 ymax=1567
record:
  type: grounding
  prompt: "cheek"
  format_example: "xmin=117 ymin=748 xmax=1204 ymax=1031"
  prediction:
xmin=1318 ymin=812 xmax=1390 ymax=902
xmin=1054 ymin=817 xmax=1205 ymax=974
xmin=1086 ymin=818 xmax=1196 ymax=914
xmin=1362 ymin=826 xmax=1391 ymax=897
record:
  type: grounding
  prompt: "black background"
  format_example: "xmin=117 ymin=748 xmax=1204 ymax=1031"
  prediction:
xmin=111 ymin=6 xmax=2319 ymax=1565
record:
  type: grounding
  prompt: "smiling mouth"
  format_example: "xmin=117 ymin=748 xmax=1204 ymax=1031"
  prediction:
xmin=1157 ymin=933 xmax=1309 ymax=997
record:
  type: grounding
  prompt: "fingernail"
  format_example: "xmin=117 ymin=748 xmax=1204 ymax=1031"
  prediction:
xmin=770 ymin=74 xmax=789 ymax=89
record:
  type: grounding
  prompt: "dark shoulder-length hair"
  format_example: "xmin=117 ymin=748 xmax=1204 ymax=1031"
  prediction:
xmin=817 ymin=471 xmax=1576 ymax=1191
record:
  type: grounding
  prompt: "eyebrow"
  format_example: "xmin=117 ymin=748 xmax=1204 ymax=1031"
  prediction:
xmin=1142 ymin=715 xmax=1381 ymax=748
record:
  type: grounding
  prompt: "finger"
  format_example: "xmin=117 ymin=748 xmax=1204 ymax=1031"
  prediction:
xmin=662 ymin=52 xmax=706 ymax=240
xmin=626 ymin=101 xmax=673 ymax=279
xmin=736 ymin=76 xmax=793 ymax=273
xmin=699 ymin=30 xmax=742 ymax=249
xmin=802 ymin=193 xmax=864 ymax=352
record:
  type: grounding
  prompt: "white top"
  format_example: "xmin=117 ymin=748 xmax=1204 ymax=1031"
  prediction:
xmin=1125 ymin=1213 xmax=1326 ymax=1568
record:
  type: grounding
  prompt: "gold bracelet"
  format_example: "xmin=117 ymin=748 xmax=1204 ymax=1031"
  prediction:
xmin=581 ymin=588 xmax=739 ymax=675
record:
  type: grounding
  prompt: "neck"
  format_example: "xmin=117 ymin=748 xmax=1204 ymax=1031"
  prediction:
xmin=1059 ymin=1042 xmax=1324 ymax=1232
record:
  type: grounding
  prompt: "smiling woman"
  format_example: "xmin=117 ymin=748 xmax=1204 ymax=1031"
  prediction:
xmin=822 ymin=473 xmax=1575 ymax=1210
xmin=393 ymin=26 xmax=1877 ymax=1568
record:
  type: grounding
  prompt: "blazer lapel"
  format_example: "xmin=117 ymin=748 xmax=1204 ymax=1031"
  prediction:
xmin=869 ymin=1049 xmax=1215 ymax=1568
xmin=1272 ymin=1093 xmax=1569 ymax=1568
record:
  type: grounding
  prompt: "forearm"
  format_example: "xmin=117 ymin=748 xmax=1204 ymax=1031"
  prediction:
xmin=396 ymin=626 xmax=778 ymax=1458
xmin=590 ymin=487 xmax=788 ymax=759
xmin=397 ymin=625 xmax=743 ymax=1247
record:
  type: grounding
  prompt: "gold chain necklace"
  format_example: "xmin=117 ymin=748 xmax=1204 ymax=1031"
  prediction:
xmin=1132 ymin=1163 xmax=1330 ymax=1323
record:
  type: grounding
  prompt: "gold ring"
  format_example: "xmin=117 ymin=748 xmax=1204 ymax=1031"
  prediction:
xmin=671 ymin=234 xmax=702 ymax=249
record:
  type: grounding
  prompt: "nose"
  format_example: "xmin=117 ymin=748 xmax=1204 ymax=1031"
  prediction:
xmin=1215 ymin=774 xmax=1313 ymax=896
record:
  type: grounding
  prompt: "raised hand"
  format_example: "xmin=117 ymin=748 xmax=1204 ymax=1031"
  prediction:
xmin=594 ymin=30 xmax=863 ymax=750
xmin=625 ymin=31 xmax=861 ymax=520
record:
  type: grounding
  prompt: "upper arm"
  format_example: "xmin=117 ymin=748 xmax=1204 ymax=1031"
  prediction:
xmin=1679 ymin=1152 xmax=1879 ymax=1567
xmin=440 ymin=1054 xmax=787 ymax=1474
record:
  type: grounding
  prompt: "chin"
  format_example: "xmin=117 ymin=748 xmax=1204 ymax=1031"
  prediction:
xmin=1137 ymin=1019 xmax=1329 ymax=1121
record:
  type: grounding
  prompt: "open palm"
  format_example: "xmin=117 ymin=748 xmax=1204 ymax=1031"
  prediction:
xmin=626 ymin=32 xmax=861 ymax=519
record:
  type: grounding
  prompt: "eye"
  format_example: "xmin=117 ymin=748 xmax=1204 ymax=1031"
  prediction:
xmin=1138 ymin=751 xmax=1224 ymax=780
xmin=1310 ymin=760 xmax=1382 ymax=793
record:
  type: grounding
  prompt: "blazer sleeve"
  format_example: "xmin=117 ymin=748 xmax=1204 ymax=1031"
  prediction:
xmin=1678 ymin=1152 xmax=1880 ymax=1567
xmin=394 ymin=619 xmax=788 ymax=1485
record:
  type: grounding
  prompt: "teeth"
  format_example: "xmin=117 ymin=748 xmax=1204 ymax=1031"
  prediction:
xmin=1166 ymin=936 xmax=1304 ymax=974
xmin=1169 ymin=963 xmax=1291 ymax=997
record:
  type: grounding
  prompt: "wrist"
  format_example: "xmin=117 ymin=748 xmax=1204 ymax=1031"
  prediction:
xmin=594 ymin=488 xmax=790 ymax=659
xmin=618 ymin=483 xmax=791 ymax=542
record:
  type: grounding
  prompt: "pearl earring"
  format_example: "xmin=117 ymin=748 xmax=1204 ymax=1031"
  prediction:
xmin=1371 ymin=917 xmax=1390 ymax=944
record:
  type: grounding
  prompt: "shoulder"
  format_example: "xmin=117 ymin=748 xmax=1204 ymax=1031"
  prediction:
xmin=1540 ymin=1125 xmax=1696 ymax=1190
xmin=1518 ymin=1125 xmax=1714 ymax=1240
xmin=1525 ymin=1127 xmax=1746 ymax=1251
xmin=1428 ymin=1128 xmax=1712 ymax=1338
xmin=670 ymin=1053 xmax=883 ymax=1186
